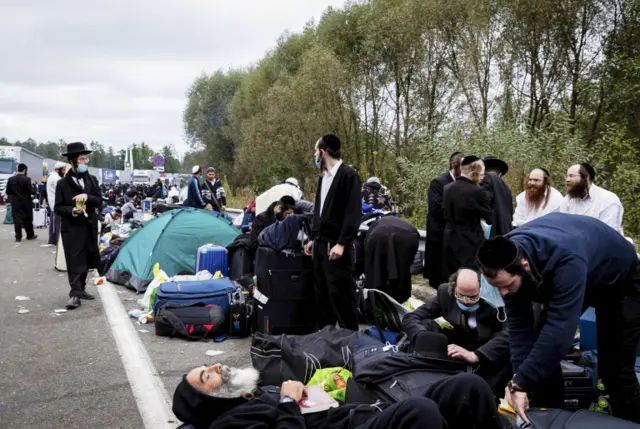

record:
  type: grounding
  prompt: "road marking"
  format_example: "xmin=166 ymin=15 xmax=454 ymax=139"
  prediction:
xmin=0 ymin=208 xmax=6 ymax=213
xmin=98 ymin=281 xmax=177 ymax=428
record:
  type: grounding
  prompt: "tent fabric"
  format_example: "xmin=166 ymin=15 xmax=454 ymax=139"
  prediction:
xmin=106 ymin=208 xmax=240 ymax=292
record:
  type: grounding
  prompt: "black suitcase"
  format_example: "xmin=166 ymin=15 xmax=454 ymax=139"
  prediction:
xmin=561 ymin=360 xmax=595 ymax=410
xmin=229 ymin=246 xmax=253 ymax=280
xmin=254 ymin=246 xmax=315 ymax=335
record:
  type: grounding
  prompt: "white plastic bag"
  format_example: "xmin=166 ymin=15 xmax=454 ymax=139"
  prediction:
xmin=138 ymin=263 xmax=169 ymax=312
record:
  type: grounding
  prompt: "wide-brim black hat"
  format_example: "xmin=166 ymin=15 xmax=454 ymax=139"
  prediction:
xmin=483 ymin=155 xmax=508 ymax=175
xmin=62 ymin=142 xmax=92 ymax=157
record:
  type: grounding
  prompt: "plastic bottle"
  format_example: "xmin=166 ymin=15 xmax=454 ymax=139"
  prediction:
xmin=128 ymin=309 xmax=144 ymax=319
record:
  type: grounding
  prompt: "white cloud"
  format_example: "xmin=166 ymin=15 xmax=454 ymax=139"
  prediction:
xmin=0 ymin=0 xmax=347 ymax=155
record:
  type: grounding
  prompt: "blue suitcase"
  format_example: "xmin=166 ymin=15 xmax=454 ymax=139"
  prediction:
xmin=153 ymin=278 xmax=236 ymax=315
xmin=196 ymin=244 xmax=228 ymax=277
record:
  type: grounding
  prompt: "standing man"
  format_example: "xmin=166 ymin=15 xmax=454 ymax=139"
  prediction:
xmin=441 ymin=156 xmax=492 ymax=279
xmin=477 ymin=213 xmax=640 ymax=424
xmin=202 ymin=167 xmax=227 ymax=212
xmin=46 ymin=161 xmax=66 ymax=245
xmin=512 ymin=168 xmax=563 ymax=227
xmin=304 ymin=135 xmax=361 ymax=330
xmin=55 ymin=142 xmax=102 ymax=309
xmin=185 ymin=166 xmax=211 ymax=210
xmin=424 ymin=152 xmax=464 ymax=285
xmin=5 ymin=163 xmax=36 ymax=242
xmin=482 ymin=155 xmax=513 ymax=237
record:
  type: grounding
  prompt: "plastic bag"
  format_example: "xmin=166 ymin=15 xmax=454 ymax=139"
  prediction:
xmin=305 ymin=367 xmax=352 ymax=402
xmin=138 ymin=263 xmax=169 ymax=312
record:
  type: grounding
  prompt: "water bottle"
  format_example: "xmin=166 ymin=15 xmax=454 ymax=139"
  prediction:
xmin=128 ymin=309 xmax=144 ymax=319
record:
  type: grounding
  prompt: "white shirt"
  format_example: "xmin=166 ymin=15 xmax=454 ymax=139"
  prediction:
xmin=513 ymin=187 xmax=564 ymax=226
xmin=559 ymin=184 xmax=624 ymax=233
xmin=319 ymin=160 xmax=342 ymax=215
xmin=46 ymin=172 xmax=61 ymax=210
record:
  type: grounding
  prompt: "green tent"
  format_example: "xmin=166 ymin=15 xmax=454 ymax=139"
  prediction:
xmin=106 ymin=208 xmax=240 ymax=292
xmin=3 ymin=204 xmax=13 ymax=224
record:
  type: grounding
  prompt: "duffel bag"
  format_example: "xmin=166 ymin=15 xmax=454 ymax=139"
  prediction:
xmin=526 ymin=408 xmax=640 ymax=428
xmin=153 ymin=278 xmax=236 ymax=315
xmin=155 ymin=305 xmax=225 ymax=340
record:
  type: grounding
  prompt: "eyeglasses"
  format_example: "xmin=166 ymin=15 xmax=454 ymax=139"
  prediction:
xmin=455 ymin=293 xmax=480 ymax=305
xmin=78 ymin=156 xmax=90 ymax=162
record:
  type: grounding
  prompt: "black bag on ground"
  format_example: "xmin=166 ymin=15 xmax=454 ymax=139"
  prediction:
xmin=227 ymin=287 xmax=253 ymax=338
xmin=99 ymin=245 xmax=121 ymax=276
xmin=526 ymin=408 xmax=639 ymax=428
xmin=155 ymin=305 xmax=225 ymax=340
xmin=227 ymin=235 xmax=254 ymax=280
xmin=357 ymin=288 xmax=409 ymax=332
xmin=254 ymin=246 xmax=315 ymax=335
xmin=250 ymin=326 xmax=362 ymax=386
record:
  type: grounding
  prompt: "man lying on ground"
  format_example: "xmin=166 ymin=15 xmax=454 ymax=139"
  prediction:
xmin=172 ymin=363 xmax=511 ymax=429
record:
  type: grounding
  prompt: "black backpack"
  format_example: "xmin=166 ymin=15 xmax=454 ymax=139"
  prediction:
xmin=227 ymin=288 xmax=254 ymax=338
xmin=155 ymin=305 xmax=225 ymax=340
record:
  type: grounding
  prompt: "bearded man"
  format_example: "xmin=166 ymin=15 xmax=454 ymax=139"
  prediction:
xmin=513 ymin=168 xmax=563 ymax=227
xmin=559 ymin=163 xmax=624 ymax=233
xmin=172 ymin=363 xmax=511 ymax=429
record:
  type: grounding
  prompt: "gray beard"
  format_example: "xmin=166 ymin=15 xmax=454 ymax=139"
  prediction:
xmin=209 ymin=366 xmax=260 ymax=399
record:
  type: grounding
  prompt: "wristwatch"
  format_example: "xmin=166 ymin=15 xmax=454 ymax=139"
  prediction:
xmin=280 ymin=395 xmax=296 ymax=404
xmin=508 ymin=379 xmax=527 ymax=394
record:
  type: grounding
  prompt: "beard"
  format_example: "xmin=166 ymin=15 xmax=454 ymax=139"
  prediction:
xmin=525 ymin=184 xmax=546 ymax=206
xmin=567 ymin=179 xmax=588 ymax=199
xmin=209 ymin=366 xmax=260 ymax=399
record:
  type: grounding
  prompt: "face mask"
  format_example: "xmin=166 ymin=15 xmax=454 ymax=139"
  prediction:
xmin=314 ymin=156 xmax=322 ymax=169
xmin=457 ymin=300 xmax=480 ymax=312
xmin=77 ymin=165 xmax=88 ymax=173
xmin=58 ymin=171 xmax=64 ymax=178
xmin=480 ymin=275 xmax=507 ymax=322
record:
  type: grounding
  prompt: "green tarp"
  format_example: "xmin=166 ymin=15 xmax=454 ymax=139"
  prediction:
xmin=3 ymin=204 xmax=13 ymax=224
xmin=106 ymin=208 xmax=240 ymax=292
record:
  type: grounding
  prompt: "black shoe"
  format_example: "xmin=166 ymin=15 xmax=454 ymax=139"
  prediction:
xmin=15 ymin=238 xmax=22 ymax=243
xmin=26 ymin=235 xmax=38 ymax=241
xmin=80 ymin=291 xmax=95 ymax=300
xmin=66 ymin=296 xmax=81 ymax=309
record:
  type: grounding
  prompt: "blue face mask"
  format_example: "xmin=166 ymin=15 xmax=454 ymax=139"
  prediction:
xmin=457 ymin=300 xmax=480 ymax=312
xmin=77 ymin=164 xmax=88 ymax=173
xmin=314 ymin=156 xmax=322 ymax=169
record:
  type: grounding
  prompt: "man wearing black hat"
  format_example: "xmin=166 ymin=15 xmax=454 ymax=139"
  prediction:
xmin=481 ymin=156 xmax=513 ymax=237
xmin=477 ymin=212 xmax=640 ymax=424
xmin=423 ymin=151 xmax=465 ymax=285
xmin=172 ymin=362 xmax=510 ymax=429
xmin=305 ymin=135 xmax=361 ymax=330
xmin=560 ymin=163 xmax=624 ymax=234
xmin=441 ymin=156 xmax=493 ymax=280
xmin=55 ymin=142 xmax=103 ymax=309
xmin=5 ymin=163 xmax=37 ymax=242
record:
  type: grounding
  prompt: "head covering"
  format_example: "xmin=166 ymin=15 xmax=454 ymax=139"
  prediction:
xmin=320 ymin=134 xmax=341 ymax=153
xmin=279 ymin=195 xmax=296 ymax=210
xmin=366 ymin=177 xmax=381 ymax=185
xmin=461 ymin=155 xmax=480 ymax=166
xmin=483 ymin=155 xmax=508 ymax=175
xmin=580 ymin=162 xmax=596 ymax=181
xmin=537 ymin=167 xmax=551 ymax=177
xmin=192 ymin=165 xmax=201 ymax=175
xmin=54 ymin=161 xmax=66 ymax=170
xmin=284 ymin=177 xmax=299 ymax=188
xmin=62 ymin=142 xmax=92 ymax=158
xmin=477 ymin=236 xmax=520 ymax=270
xmin=172 ymin=376 xmax=249 ymax=428
xmin=411 ymin=331 xmax=450 ymax=360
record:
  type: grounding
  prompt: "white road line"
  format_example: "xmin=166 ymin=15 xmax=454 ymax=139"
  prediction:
xmin=99 ymin=281 xmax=177 ymax=428
xmin=0 ymin=208 xmax=6 ymax=213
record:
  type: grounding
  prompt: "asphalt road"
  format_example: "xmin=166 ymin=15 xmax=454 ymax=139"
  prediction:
xmin=0 ymin=210 xmax=252 ymax=428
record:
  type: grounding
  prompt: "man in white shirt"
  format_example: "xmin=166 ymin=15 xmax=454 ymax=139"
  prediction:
xmin=513 ymin=168 xmax=563 ymax=227
xmin=46 ymin=161 xmax=67 ymax=245
xmin=560 ymin=163 xmax=624 ymax=233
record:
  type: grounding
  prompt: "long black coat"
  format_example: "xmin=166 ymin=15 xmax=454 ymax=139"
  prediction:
xmin=55 ymin=171 xmax=102 ymax=273
xmin=482 ymin=173 xmax=514 ymax=237
xmin=402 ymin=283 xmax=509 ymax=364
xmin=6 ymin=173 xmax=33 ymax=224
xmin=364 ymin=215 xmax=420 ymax=304
xmin=442 ymin=177 xmax=492 ymax=278
xmin=423 ymin=171 xmax=455 ymax=284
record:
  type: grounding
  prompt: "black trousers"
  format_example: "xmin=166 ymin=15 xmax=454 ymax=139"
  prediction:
xmin=313 ymin=240 xmax=358 ymax=330
xmin=531 ymin=265 xmax=640 ymax=423
xmin=48 ymin=211 xmax=61 ymax=245
xmin=13 ymin=205 xmax=34 ymax=240
xmin=68 ymin=271 xmax=88 ymax=298
xmin=353 ymin=373 xmax=509 ymax=429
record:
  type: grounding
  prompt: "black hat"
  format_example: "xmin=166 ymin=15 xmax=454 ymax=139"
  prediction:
xmin=62 ymin=142 xmax=92 ymax=158
xmin=320 ymin=134 xmax=341 ymax=153
xmin=461 ymin=155 xmax=480 ymax=166
xmin=537 ymin=167 xmax=551 ymax=177
xmin=580 ymin=162 xmax=596 ymax=181
xmin=483 ymin=155 xmax=508 ymax=175
xmin=477 ymin=236 xmax=520 ymax=270
xmin=412 ymin=331 xmax=450 ymax=360
xmin=172 ymin=376 xmax=249 ymax=428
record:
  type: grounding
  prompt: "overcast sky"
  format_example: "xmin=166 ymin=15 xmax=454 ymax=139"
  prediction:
xmin=0 ymin=0 xmax=347 ymax=155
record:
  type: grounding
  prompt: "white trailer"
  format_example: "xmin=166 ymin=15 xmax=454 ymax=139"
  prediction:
xmin=0 ymin=147 xmax=45 ymax=196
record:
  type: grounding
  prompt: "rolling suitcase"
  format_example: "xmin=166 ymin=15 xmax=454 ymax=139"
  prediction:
xmin=196 ymin=244 xmax=228 ymax=277
xmin=254 ymin=246 xmax=315 ymax=335
xmin=33 ymin=201 xmax=47 ymax=228
xmin=152 ymin=278 xmax=236 ymax=315
xmin=229 ymin=246 xmax=253 ymax=280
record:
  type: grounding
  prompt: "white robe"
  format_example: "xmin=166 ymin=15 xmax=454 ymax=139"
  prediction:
xmin=513 ymin=187 xmax=564 ymax=226
xmin=559 ymin=184 xmax=624 ymax=234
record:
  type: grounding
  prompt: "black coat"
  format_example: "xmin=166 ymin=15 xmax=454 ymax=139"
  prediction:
xmin=442 ymin=177 xmax=492 ymax=278
xmin=482 ymin=173 xmax=514 ymax=237
xmin=423 ymin=171 xmax=455 ymax=283
xmin=402 ymin=283 xmax=509 ymax=364
xmin=312 ymin=163 xmax=362 ymax=245
xmin=364 ymin=215 xmax=420 ymax=304
xmin=5 ymin=173 xmax=33 ymax=224
xmin=55 ymin=171 xmax=102 ymax=273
